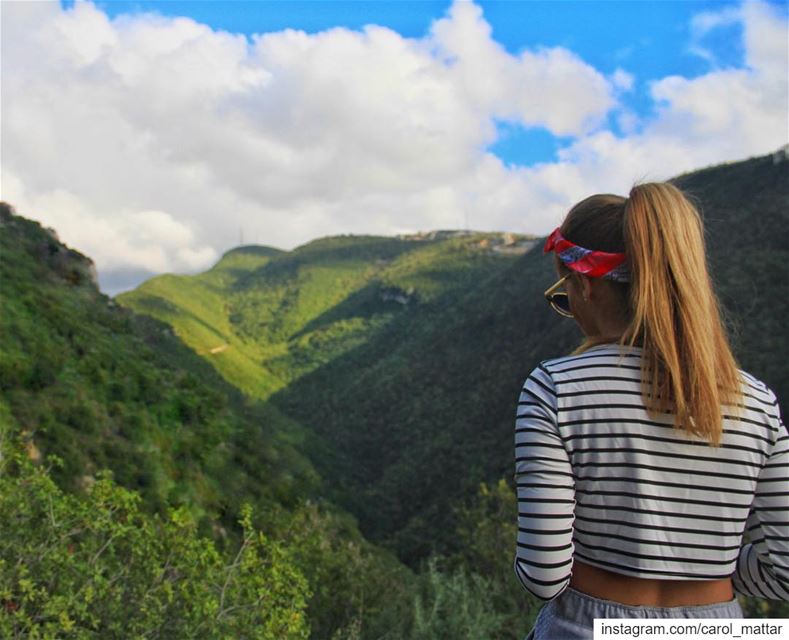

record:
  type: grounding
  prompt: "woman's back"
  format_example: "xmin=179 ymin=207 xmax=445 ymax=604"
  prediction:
xmin=514 ymin=342 xmax=788 ymax=602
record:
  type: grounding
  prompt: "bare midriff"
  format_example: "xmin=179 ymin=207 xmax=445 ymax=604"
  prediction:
xmin=569 ymin=560 xmax=734 ymax=607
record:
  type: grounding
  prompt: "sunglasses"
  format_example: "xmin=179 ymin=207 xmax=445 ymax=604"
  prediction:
xmin=544 ymin=273 xmax=573 ymax=318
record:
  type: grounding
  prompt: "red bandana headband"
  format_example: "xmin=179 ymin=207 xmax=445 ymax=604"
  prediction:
xmin=544 ymin=228 xmax=630 ymax=282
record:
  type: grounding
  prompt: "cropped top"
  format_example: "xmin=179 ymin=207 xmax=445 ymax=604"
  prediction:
xmin=513 ymin=344 xmax=789 ymax=601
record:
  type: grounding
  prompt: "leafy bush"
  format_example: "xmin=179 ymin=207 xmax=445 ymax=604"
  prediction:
xmin=407 ymin=558 xmax=505 ymax=640
xmin=0 ymin=445 xmax=310 ymax=639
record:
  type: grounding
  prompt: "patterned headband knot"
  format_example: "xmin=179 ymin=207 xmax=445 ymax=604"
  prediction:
xmin=543 ymin=228 xmax=630 ymax=283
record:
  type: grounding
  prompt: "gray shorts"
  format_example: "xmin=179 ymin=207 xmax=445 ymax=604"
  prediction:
xmin=526 ymin=587 xmax=743 ymax=640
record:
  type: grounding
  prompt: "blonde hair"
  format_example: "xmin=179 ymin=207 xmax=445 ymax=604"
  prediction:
xmin=561 ymin=183 xmax=741 ymax=445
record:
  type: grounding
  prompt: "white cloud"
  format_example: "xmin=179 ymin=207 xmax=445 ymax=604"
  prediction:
xmin=429 ymin=0 xmax=614 ymax=136
xmin=1 ymin=0 xmax=786 ymax=294
xmin=2 ymin=172 xmax=218 ymax=274
xmin=691 ymin=5 xmax=742 ymax=36
xmin=741 ymin=0 xmax=788 ymax=81
xmin=611 ymin=69 xmax=635 ymax=92
xmin=688 ymin=4 xmax=742 ymax=65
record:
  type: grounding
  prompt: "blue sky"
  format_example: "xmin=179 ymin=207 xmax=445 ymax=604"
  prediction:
xmin=4 ymin=1 xmax=787 ymax=293
xmin=88 ymin=1 xmax=751 ymax=71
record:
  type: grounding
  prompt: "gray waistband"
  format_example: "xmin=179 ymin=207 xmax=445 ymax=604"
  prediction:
xmin=553 ymin=587 xmax=743 ymax=621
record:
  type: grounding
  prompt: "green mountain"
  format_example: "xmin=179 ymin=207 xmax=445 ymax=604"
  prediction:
xmin=0 ymin=205 xmax=428 ymax=638
xmin=0 ymin=203 xmax=318 ymax=517
xmin=118 ymin=232 xmax=536 ymax=400
xmin=119 ymin=151 xmax=788 ymax=568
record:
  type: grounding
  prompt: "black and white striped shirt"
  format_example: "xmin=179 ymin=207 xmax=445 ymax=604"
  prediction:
xmin=514 ymin=343 xmax=789 ymax=601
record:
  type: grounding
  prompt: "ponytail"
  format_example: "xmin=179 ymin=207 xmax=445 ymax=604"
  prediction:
xmin=622 ymin=183 xmax=741 ymax=445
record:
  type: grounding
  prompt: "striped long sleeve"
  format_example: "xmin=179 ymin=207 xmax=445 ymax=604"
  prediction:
xmin=732 ymin=392 xmax=789 ymax=600
xmin=513 ymin=364 xmax=575 ymax=600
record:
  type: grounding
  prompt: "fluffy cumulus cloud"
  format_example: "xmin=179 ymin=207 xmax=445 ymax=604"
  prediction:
xmin=1 ymin=0 xmax=786 ymax=294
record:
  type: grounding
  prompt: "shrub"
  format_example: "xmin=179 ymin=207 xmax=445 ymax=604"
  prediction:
xmin=0 ymin=447 xmax=310 ymax=639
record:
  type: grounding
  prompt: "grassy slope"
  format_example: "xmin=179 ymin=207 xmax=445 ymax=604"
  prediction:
xmin=118 ymin=233 xmax=530 ymax=398
xmin=120 ymin=247 xmax=283 ymax=398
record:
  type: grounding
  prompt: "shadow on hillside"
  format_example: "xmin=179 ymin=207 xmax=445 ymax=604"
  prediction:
xmin=263 ymin=241 xmax=580 ymax=565
xmin=289 ymin=282 xmax=412 ymax=340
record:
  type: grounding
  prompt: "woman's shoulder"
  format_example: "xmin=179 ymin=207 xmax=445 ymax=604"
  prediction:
xmin=736 ymin=369 xmax=780 ymax=411
xmin=539 ymin=342 xmax=642 ymax=374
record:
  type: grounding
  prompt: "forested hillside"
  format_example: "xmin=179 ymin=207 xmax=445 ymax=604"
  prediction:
xmin=0 ymin=203 xmax=317 ymax=519
xmin=118 ymin=232 xmax=536 ymax=400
